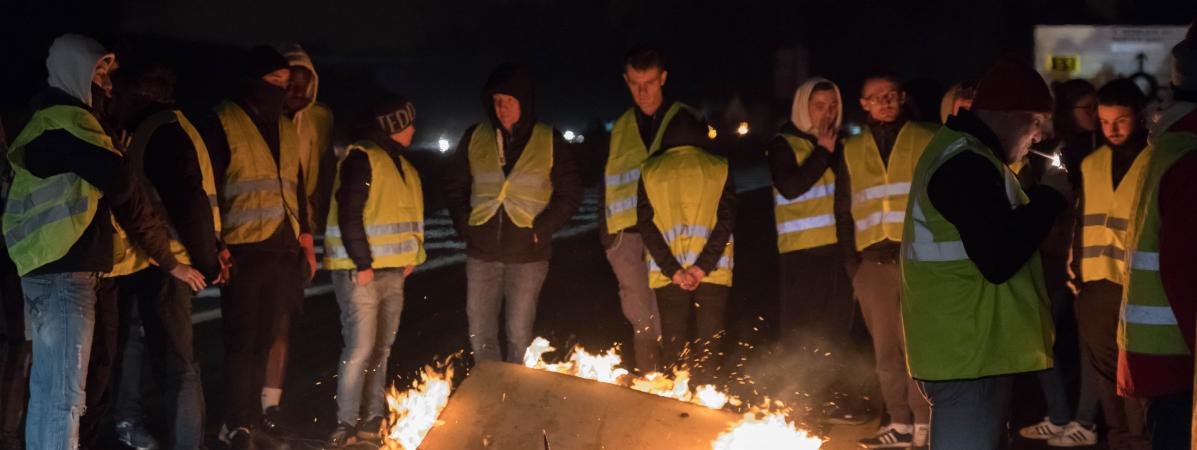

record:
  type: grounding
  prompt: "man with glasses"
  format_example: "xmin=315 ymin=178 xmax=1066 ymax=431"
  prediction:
xmin=834 ymin=74 xmax=938 ymax=448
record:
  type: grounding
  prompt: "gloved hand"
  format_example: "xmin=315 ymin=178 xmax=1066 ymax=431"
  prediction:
xmin=299 ymin=233 xmax=317 ymax=281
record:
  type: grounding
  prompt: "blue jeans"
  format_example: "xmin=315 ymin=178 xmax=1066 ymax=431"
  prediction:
xmin=21 ymin=272 xmax=100 ymax=450
xmin=920 ymin=376 xmax=1013 ymax=450
xmin=332 ymin=269 xmax=406 ymax=425
xmin=465 ymin=258 xmax=549 ymax=363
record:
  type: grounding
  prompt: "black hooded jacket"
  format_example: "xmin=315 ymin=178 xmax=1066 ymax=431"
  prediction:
xmin=443 ymin=64 xmax=582 ymax=263
xmin=636 ymin=111 xmax=737 ymax=279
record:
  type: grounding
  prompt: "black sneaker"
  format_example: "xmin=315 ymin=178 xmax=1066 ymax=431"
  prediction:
xmin=327 ymin=422 xmax=357 ymax=448
xmin=356 ymin=416 xmax=384 ymax=443
xmin=260 ymin=406 xmax=284 ymax=435
xmin=227 ymin=427 xmax=257 ymax=450
xmin=858 ymin=424 xmax=914 ymax=448
xmin=252 ymin=425 xmax=290 ymax=450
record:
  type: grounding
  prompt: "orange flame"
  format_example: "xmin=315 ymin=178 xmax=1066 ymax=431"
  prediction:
xmin=384 ymin=338 xmax=825 ymax=449
xmin=382 ymin=358 xmax=455 ymax=449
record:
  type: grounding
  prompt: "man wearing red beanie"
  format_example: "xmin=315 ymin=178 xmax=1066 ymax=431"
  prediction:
xmin=900 ymin=56 xmax=1072 ymax=449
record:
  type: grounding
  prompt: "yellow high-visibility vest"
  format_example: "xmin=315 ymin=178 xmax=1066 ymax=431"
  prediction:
xmin=902 ymin=127 xmax=1053 ymax=380
xmin=3 ymin=105 xmax=118 ymax=276
xmin=1078 ymin=145 xmax=1149 ymax=285
xmin=641 ymin=146 xmax=733 ymax=289
xmin=773 ymin=133 xmax=837 ymax=253
xmin=1118 ymin=131 xmax=1197 ymax=360
xmin=215 ymin=100 xmax=301 ymax=244
xmin=842 ymin=121 xmax=937 ymax=250
xmin=324 ymin=140 xmax=425 ymax=270
xmin=467 ymin=123 xmax=554 ymax=228
xmin=604 ymin=102 xmax=693 ymax=233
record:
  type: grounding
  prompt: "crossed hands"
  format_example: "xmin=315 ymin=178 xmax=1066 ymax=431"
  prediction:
xmin=670 ymin=266 xmax=706 ymax=291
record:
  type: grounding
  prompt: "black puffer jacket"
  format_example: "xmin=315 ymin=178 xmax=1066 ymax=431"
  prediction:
xmin=443 ymin=64 xmax=582 ymax=263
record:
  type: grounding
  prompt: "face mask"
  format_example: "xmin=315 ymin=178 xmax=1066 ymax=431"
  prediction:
xmin=239 ymin=77 xmax=287 ymax=120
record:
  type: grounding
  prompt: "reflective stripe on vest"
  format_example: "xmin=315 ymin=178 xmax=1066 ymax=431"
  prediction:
xmin=215 ymin=100 xmax=301 ymax=245
xmin=641 ymin=146 xmax=733 ymax=289
xmin=1078 ymin=145 xmax=1149 ymax=284
xmin=901 ymin=128 xmax=1053 ymax=381
xmin=772 ymin=133 xmax=837 ymax=252
xmin=3 ymin=105 xmax=116 ymax=276
xmin=1119 ymin=131 xmax=1197 ymax=358
xmin=323 ymin=140 xmax=425 ymax=270
xmin=467 ymin=123 xmax=554 ymax=228
xmin=604 ymin=102 xmax=692 ymax=233
xmin=843 ymin=121 xmax=936 ymax=250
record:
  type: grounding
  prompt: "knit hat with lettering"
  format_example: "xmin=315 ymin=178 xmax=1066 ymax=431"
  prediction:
xmin=972 ymin=56 xmax=1053 ymax=113
xmin=358 ymin=94 xmax=416 ymax=136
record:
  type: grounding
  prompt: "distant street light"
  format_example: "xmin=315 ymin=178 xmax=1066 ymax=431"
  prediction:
xmin=707 ymin=125 xmax=718 ymax=140
xmin=437 ymin=138 xmax=451 ymax=153
xmin=563 ymin=130 xmax=577 ymax=142
xmin=736 ymin=122 xmax=749 ymax=136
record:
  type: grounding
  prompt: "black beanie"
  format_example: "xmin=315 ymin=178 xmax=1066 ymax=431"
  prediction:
xmin=358 ymin=94 xmax=416 ymax=136
xmin=244 ymin=45 xmax=289 ymax=79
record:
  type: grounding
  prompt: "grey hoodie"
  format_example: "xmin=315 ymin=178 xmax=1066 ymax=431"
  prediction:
xmin=46 ymin=34 xmax=114 ymax=108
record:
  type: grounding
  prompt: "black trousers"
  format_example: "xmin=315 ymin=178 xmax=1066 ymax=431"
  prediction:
xmin=1075 ymin=280 xmax=1152 ymax=450
xmin=778 ymin=247 xmax=855 ymax=401
xmin=655 ymin=283 xmax=728 ymax=376
xmin=220 ymin=248 xmax=303 ymax=429
xmin=778 ymin=248 xmax=854 ymax=351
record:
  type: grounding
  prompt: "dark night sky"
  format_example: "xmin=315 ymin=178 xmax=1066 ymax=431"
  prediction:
xmin=3 ymin=0 xmax=1195 ymax=146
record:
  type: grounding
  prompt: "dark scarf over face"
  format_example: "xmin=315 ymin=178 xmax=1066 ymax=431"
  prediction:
xmin=236 ymin=77 xmax=287 ymax=124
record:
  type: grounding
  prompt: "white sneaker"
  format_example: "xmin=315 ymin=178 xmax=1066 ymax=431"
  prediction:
xmin=912 ymin=423 xmax=929 ymax=447
xmin=1047 ymin=422 xmax=1098 ymax=447
xmin=1019 ymin=417 xmax=1066 ymax=440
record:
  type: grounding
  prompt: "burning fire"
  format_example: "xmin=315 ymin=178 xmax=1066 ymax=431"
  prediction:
xmin=521 ymin=337 xmax=823 ymax=449
xmin=712 ymin=413 xmax=825 ymax=449
xmin=383 ymin=337 xmax=824 ymax=449
xmin=382 ymin=358 xmax=455 ymax=450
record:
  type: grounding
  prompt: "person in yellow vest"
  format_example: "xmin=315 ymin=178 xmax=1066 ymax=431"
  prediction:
xmin=279 ymin=43 xmax=335 ymax=234
xmin=324 ymin=96 xmax=424 ymax=447
xmin=833 ymin=73 xmax=937 ymax=448
xmin=3 ymin=34 xmax=205 ymax=450
xmin=1062 ymin=79 xmax=1153 ymax=449
xmin=444 ymin=63 xmax=582 ymax=363
xmin=261 ymin=42 xmax=336 ymax=432
xmin=193 ymin=46 xmax=317 ymax=450
xmin=1118 ymin=25 xmax=1197 ymax=449
xmin=601 ymin=45 xmax=692 ymax=373
xmin=636 ymin=111 xmax=735 ymax=377
xmin=901 ymin=57 xmax=1071 ymax=449
xmin=767 ymin=77 xmax=860 ymax=421
xmin=101 ymin=60 xmax=226 ymax=450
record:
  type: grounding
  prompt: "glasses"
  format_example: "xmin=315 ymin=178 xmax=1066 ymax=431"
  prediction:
xmin=865 ymin=91 xmax=902 ymax=105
